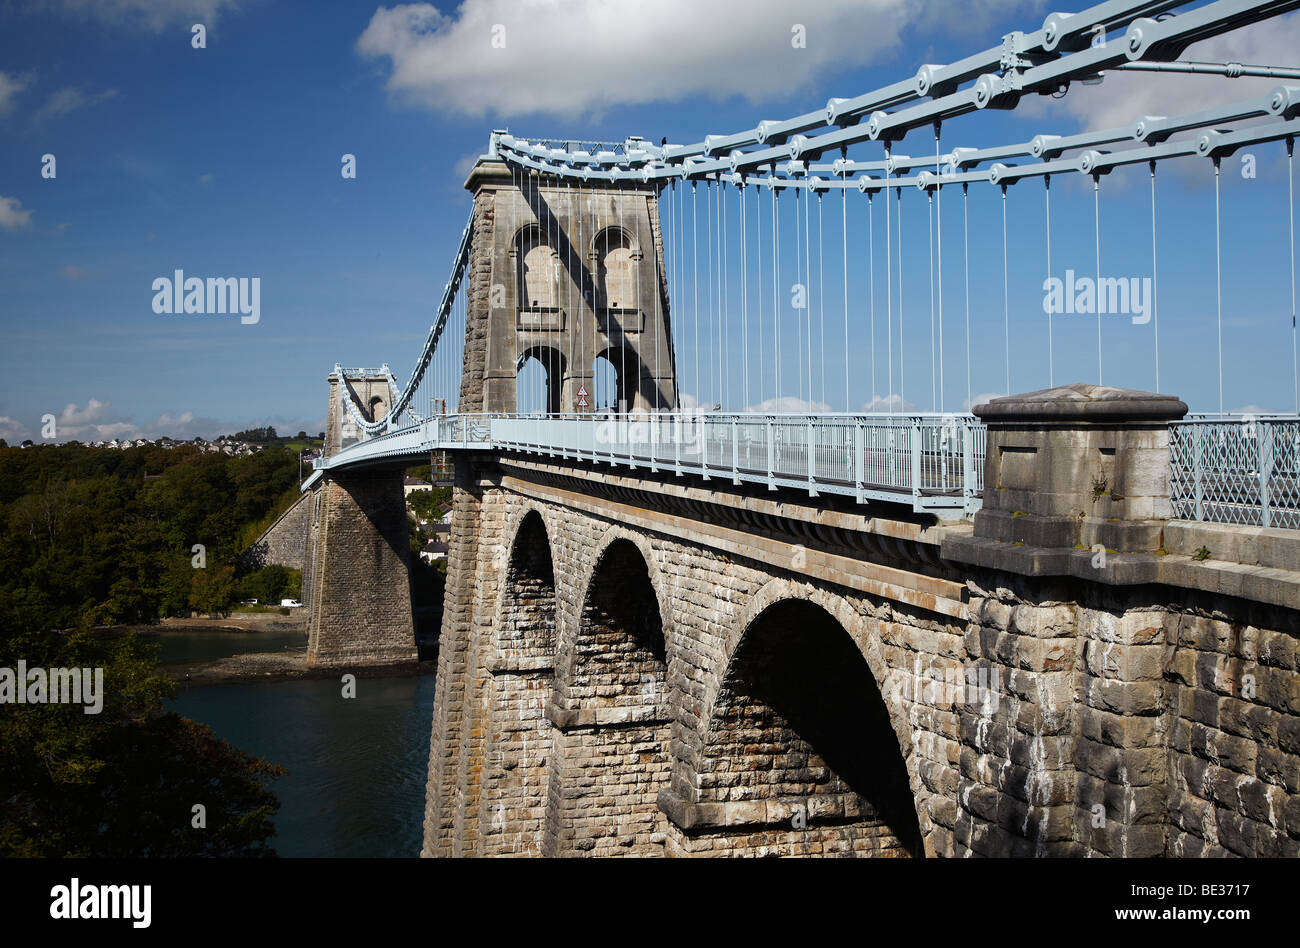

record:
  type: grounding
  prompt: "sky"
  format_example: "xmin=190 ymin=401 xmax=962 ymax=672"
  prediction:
xmin=2 ymin=0 xmax=1300 ymax=443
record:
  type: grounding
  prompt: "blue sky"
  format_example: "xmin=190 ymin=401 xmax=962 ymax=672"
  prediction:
xmin=2 ymin=0 xmax=1299 ymax=442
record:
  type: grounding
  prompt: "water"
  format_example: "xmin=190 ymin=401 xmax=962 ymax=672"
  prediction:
xmin=167 ymin=637 xmax=435 ymax=858
xmin=150 ymin=627 xmax=308 ymax=665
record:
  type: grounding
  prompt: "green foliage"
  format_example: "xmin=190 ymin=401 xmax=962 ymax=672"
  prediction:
xmin=237 ymin=484 xmax=301 ymax=552
xmin=234 ymin=426 xmax=278 ymax=442
xmin=0 ymin=601 xmax=284 ymax=856
xmin=236 ymin=565 xmax=301 ymax=605
xmin=0 ymin=443 xmax=297 ymax=854
xmin=407 ymin=487 xmax=452 ymax=523
xmin=190 ymin=564 xmax=236 ymax=617
xmin=0 ymin=441 xmax=298 ymax=626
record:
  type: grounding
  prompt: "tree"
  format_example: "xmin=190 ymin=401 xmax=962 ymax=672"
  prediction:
xmin=0 ymin=610 xmax=284 ymax=857
xmin=190 ymin=564 xmax=236 ymax=616
xmin=233 ymin=426 xmax=277 ymax=443
xmin=296 ymin=430 xmax=307 ymax=439
xmin=236 ymin=565 xmax=300 ymax=604
xmin=407 ymin=487 xmax=452 ymax=523
xmin=0 ymin=443 xmax=297 ymax=855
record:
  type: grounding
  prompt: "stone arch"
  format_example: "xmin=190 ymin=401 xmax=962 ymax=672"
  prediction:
xmin=562 ymin=524 xmax=676 ymax=681
xmin=679 ymin=578 xmax=927 ymax=857
xmin=494 ymin=506 xmax=558 ymax=658
xmin=569 ymin=533 xmax=668 ymax=711
xmin=515 ymin=222 xmax=561 ymax=311
xmin=480 ymin=504 xmax=559 ymax=855
xmin=366 ymin=394 xmax=387 ymax=423
xmin=516 ymin=344 xmax=566 ymax=414
xmin=593 ymin=225 xmax=639 ymax=311
xmin=543 ymin=525 xmax=675 ymax=855
xmin=592 ymin=344 xmax=648 ymax=413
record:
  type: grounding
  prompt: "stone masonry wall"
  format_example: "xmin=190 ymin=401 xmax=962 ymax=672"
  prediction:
xmin=956 ymin=572 xmax=1300 ymax=857
xmin=306 ymin=470 xmax=418 ymax=666
xmin=424 ymin=459 xmax=1300 ymax=857
xmin=249 ymin=490 xmax=311 ymax=572
xmin=459 ymin=194 xmax=495 ymax=413
xmin=424 ymin=462 xmax=968 ymax=858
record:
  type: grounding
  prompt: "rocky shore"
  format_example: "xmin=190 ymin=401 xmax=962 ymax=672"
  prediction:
xmin=166 ymin=651 xmax=432 ymax=686
xmin=146 ymin=612 xmax=310 ymax=635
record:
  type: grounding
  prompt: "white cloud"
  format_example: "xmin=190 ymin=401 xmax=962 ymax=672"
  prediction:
xmin=675 ymin=391 xmax=706 ymax=414
xmin=31 ymin=398 xmax=179 ymax=442
xmin=0 ymin=71 xmax=31 ymax=115
xmin=1021 ymin=13 xmax=1300 ymax=133
xmin=0 ymin=417 xmax=31 ymax=443
xmin=861 ymin=393 xmax=916 ymax=412
xmin=356 ymin=0 xmax=1031 ymax=120
xmin=0 ymin=196 xmax=33 ymax=231
xmin=964 ymin=391 xmax=1003 ymax=411
xmin=57 ymin=397 xmax=111 ymax=427
xmin=35 ymin=86 xmax=117 ymax=121
xmin=20 ymin=398 xmax=319 ymax=443
xmin=38 ymin=0 xmax=241 ymax=32
xmin=453 ymin=151 xmax=481 ymax=180
xmin=744 ymin=395 xmax=833 ymax=413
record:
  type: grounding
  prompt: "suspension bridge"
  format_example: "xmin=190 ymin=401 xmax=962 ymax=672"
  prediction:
xmin=280 ymin=0 xmax=1300 ymax=858
xmin=308 ymin=0 xmax=1300 ymax=529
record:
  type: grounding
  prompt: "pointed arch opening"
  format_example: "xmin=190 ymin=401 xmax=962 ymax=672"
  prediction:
xmin=516 ymin=345 xmax=566 ymax=414
xmin=499 ymin=510 xmax=558 ymax=659
xmin=575 ymin=537 xmax=666 ymax=709
xmin=594 ymin=225 xmax=639 ymax=312
xmin=593 ymin=345 xmax=645 ymax=414
xmin=517 ymin=224 xmax=561 ymax=311
xmin=544 ymin=535 xmax=671 ymax=854
xmin=482 ymin=509 xmax=559 ymax=855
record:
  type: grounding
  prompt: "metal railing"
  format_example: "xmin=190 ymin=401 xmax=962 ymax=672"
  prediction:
xmin=1170 ymin=416 xmax=1300 ymax=528
xmin=316 ymin=411 xmax=985 ymax=517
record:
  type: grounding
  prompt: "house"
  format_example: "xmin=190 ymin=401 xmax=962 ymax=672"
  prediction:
xmin=419 ymin=538 xmax=449 ymax=564
xmin=403 ymin=476 xmax=432 ymax=498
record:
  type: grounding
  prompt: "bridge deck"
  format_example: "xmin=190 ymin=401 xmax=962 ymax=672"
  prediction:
xmin=309 ymin=413 xmax=985 ymax=518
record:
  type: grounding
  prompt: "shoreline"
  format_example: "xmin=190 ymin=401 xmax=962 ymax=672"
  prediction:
xmin=133 ymin=613 xmax=310 ymax=636
xmin=164 ymin=651 xmax=435 ymax=687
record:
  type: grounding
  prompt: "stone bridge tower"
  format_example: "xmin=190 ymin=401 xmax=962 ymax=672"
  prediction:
xmin=459 ymin=159 xmax=678 ymax=414
xmin=303 ymin=368 xmax=418 ymax=667
xmin=324 ymin=368 xmax=396 ymax=459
